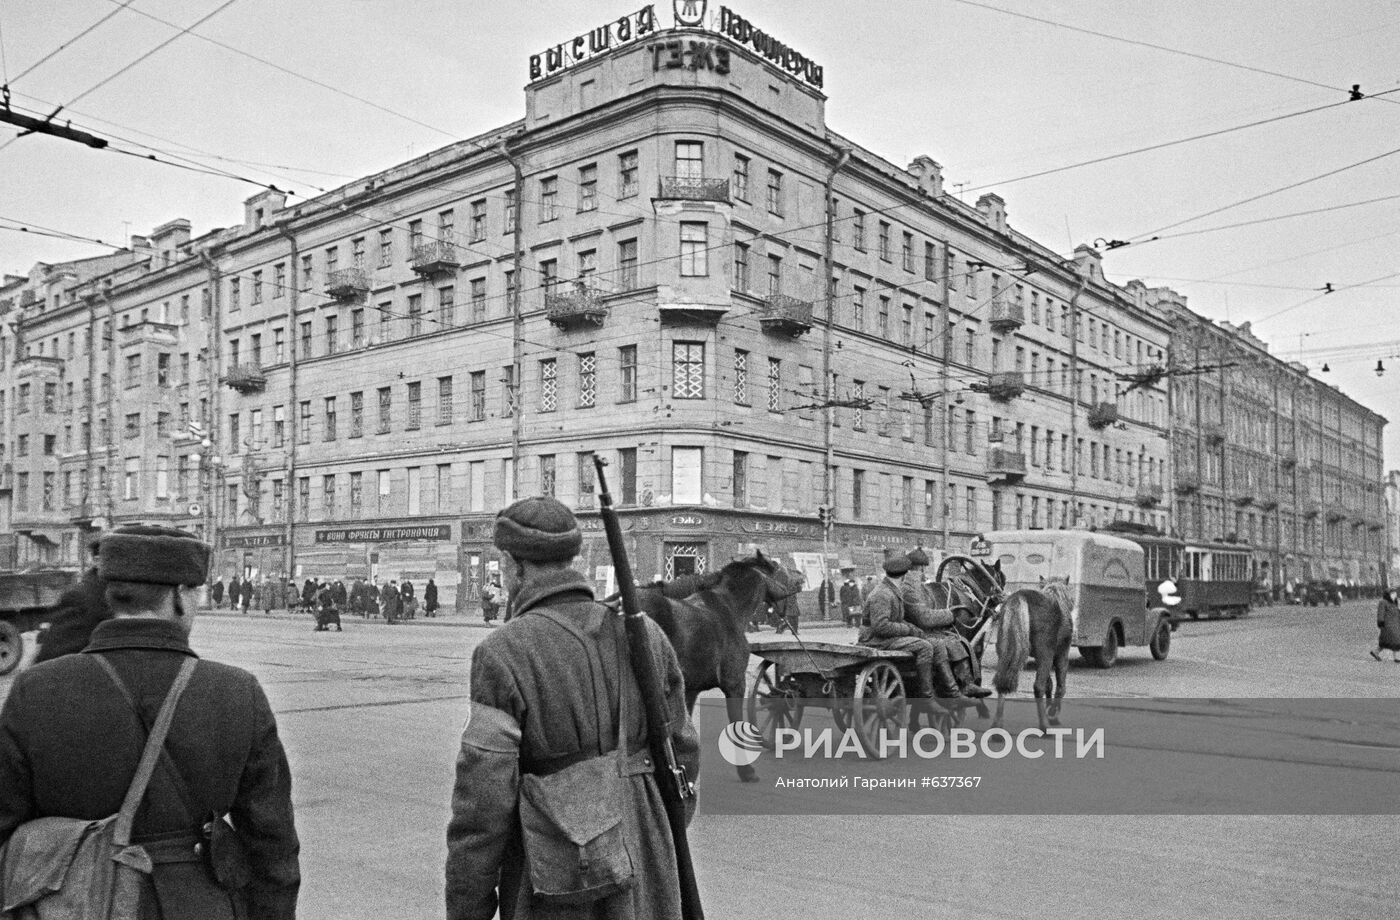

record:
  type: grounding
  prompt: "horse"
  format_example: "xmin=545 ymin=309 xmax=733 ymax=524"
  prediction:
xmin=991 ymin=578 xmax=1074 ymax=732
xmin=925 ymin=557 xmax=1008 ymax=682
xmin=636 ymin=551 xmax=798 ymax=782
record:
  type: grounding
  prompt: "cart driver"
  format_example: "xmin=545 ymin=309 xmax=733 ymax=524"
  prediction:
xmin=859 ymin=552 xmax=971 ymax=704
xmin=904 ymin=548 xmax=991 ymax=699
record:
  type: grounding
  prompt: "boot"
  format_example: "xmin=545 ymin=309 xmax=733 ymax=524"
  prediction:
xmin=930 ymin=658 xmax=970 ymax=700
xmin=952 ymin=659 xmax=993 ymax=698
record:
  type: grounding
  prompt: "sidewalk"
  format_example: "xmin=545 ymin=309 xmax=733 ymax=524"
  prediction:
xmin=199 ymin=607 xmax=857 ymax=631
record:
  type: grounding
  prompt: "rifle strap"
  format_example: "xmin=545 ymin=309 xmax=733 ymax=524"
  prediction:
xmin=93 ymin=656 xmax=198 ymax=847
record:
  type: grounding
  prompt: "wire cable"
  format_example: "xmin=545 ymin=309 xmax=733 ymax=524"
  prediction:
xmin=4 ymin=0 xmax=138 ymax=87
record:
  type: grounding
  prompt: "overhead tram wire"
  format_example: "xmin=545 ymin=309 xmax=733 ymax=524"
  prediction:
xmin=941 ymin=0 xmax=1400 ymax=107
xmin=3 ymin=0 xmax=137 ymax=86
xmin=1148 ymin=193 xmax=1400 ymax=243
xmin=0 ymin=217 xmax=127 ymax=251
xmin=1253 ymin=271 xmax=1400 ymax=325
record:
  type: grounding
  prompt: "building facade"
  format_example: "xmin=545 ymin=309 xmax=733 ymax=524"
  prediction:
xmin=0 ymin=6 xmax=1381 ymax=608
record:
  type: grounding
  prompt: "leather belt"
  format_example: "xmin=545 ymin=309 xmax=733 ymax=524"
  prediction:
xmin=522 ymin=746 xmax=654 ymax=777
xmin=133 ymin=832 xmax=205 ymax=865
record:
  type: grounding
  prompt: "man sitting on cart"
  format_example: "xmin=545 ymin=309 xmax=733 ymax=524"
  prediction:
xmin=858 ymin=552 xmax=974 ymax=706
xmin=903 ymin=548 xmax=991 ymax=699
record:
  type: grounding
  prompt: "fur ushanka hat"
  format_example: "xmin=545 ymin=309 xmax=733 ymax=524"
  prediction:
xmin=883 ymin=551 xmax=911 ymax=577
xmin=99 ymin=525 xmax=211 ymax=586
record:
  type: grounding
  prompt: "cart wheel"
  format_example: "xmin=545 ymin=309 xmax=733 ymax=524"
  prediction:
xmin=828 ymin=678 xmax=852 ymax=731
xmin=0 ymin=621 xmax=23 ymax=676
xmin=746 ymin=661 xmax=803 ymax=750
xmin=851 ymin=661 xmax=908 ymax=759
xmin=1149 ymin=617 xmax=1172 ymax=661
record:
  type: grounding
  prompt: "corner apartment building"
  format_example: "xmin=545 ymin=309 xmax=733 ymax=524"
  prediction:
xmin=1150 ymin=291 xmax=1388 ymax=589
xmin=2 ymin=6 xmax=1210 ymax=608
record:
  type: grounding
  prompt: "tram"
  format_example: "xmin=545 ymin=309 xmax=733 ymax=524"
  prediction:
xmin=1105 ymin=525 xmax=1254 ymax=620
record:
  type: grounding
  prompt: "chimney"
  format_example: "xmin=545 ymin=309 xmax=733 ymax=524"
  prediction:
xmin=907 ymin=156 xmax=944 ymax=198
xmin=976 ymin=193 xmax=1007 ymax=234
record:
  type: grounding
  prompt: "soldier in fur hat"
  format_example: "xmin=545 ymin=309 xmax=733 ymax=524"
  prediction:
xmin=0 ymin=525 xmax=301 ymax=919
xmin=446 ymin=497 xmax=699 ymax=920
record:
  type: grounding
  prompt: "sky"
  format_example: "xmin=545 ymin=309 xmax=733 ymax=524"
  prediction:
xmin=1 ymin=0 xmax=1397 ymax=459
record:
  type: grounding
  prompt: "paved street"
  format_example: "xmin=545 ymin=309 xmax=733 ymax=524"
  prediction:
xmin=5 ymin=600 xmax=1399 ymax=919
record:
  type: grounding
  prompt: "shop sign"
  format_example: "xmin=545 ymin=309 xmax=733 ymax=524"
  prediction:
xmin=647 ymin=39 xmax=730 ymax=75
xmin=529 ymin=5 xmax=658 ymax=82
xmin=223 ymin=533 xmax=286 ymax=549
xmin=748 ymin=520 xmax=806 ymax=536
xmin=314 ymin=524 xmax=452 ymax=544
xmin=714 ymin=7 xmax=823 ymax=88
xmin=970 ymin=537 xmax=993 ymax=557
xmin=669 ymin=513 xmax=706 ymax=527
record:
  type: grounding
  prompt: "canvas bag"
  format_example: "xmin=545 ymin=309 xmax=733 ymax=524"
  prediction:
xmin=517 ymin=608 xmax=636 ymax=905
xmin=0 ymin=657 xmax=199 ymax=920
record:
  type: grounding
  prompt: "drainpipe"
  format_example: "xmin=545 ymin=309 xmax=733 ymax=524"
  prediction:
xmin=104 ymin=296 xmax=118 ymax=523
xmin=939 ymin=240 xmax=952 ymax=550
xmin=820 ymin=145 xmax=850 ymax=605
xmin=199 ymin=250 xmax=223 ymax=560
xmin=1067 ymin=265 xmax=1088 ymax=526
xmin=84 ymin=293 xmax=100 ymax=524
xmin=276 ymin=224 xmax=299 ymax=582
xmin=497 ymin=138 xmax=526 ymax=502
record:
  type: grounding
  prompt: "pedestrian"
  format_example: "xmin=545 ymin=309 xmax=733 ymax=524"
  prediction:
xmin=479 ymin=577 xmax=501 ymax=623
xmin=262 ymin=577 xmax=275 ymax=616
xmin=224 ymin=575 xmax=239 ymax=609
xmin=34 ymin=537 xmax=111 ymax=664
xmin=424 ymin=578 xmax=439 ymax=617
xmin=445 ymin=496 xmax=699 ymax=920
xmin=1371 ymin=588 xmax=1400 ymax=662
xmin=239 ymin=577 xmax=253 ymax=616
xmin=301 ymin=579 xmax=316 ymax=614
xmin=285 ymin=579 xmax=301 ymax=614
xmin=0 ymin=524 xmax=301 ymax=919
xmin=838 ymin=563 xmax=863 ymax=627
xmin=331 ymin=579 xmax=347 ymax=612
xmin=382 ymin=580 xmax=402 ymax=624
xmin=211 ymin=576 xmax=225 ymax=607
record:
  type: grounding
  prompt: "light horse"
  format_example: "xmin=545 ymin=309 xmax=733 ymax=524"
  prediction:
xmin=991 ymin=578 xmax=1074 ymax=732
xmin=636 ymin=551 xmax=799 ymax=782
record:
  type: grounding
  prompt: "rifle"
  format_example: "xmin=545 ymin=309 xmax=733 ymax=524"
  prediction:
xmin=592 ymin=456 xmax=704 ymax=920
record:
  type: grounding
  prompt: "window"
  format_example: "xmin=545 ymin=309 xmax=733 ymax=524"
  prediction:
xmin=767 ymin=358 xmax=782 ymax=412
xmin=377 ymin=470 xmax=391 ymax=515
xmin=578 ymin=353 xmax=596 ymax=408
xmin=252 ymin=270 xmax=264 ymax=304
xmin=437 ymin=376 xmax=453 ymax=424
xmin=439 ymin=209 xmax=454 ymax=244
xmin=125 ymin=353 xmax=142 ymax=387
xmin=578 ymin=165 xmax=598 ymax=211
xmin=470 ymin=371 xmax=486 ymax=421
xmin=539 ymin=359 xmax=558 ymax=412
xmin=125 ymin=413 xmax=141 ymax=438
xmin=350 ymin=309 xmax=364 ymax=347
xmin=766 ymin=169 xmax=783 ymax=214
xmin=540 ymin=259 xmax=558 ymax=299
xmin=732 ymin=451 xmax=749 ymax=507
xmin=925 ymin=241 xmax=937 ymax=281
xmin=878 ymin=296 xmax=890 ymax=338
xmin=229 ymin=277 xmax=241 ymax=310
xmin=576 ymin=453 xmax=596 ymax=510
xmin=680 ymin=223 xmax=708 ymax=276
xmin=965 ymin=328 xmax=975 ymax=366
xmin=540 ymin=176 xmax=559 ymax=222
xmin=469 ymin=199 xmax=487 ymax=242
xmin=733 ymin=243 xmax=750 ymax=291
xmin=438 ymin=286 xmax=455 ymax=327
xmin=470 ymin=279 xmax=487 ymax=323
xmin=539 ymin=455 xmax=557 ymax=497
xmin=619 ymin=150 xmax=639 ymax=198
xmin=965 ymin=409 xmax=976 ymax=454
xmin=902 ymin=232 xmax=914 ymax=272
xmin=672 ymin=447 xmax=703 ymax=505
xmin=767 ymin=254 xmax=782 ymax=296
xmin=324 ymin=397 xmax=337 ymax=441
xmin=407 ymin=381 xmax=422 ymax=430
xmin=43 ymin=434 xmax=56 ymax=455
xmin=504 ymin=189 xmax=516 ymax=234
xmin=502 ymin=365 xmax=517 ymax=417
xmin=733 ymin=349 xmax=749 ymax=404
xmin=902 ymin=305 xmax=913 ymax=345
xmin=300 ymin=322 xmax=312 ymax=358
xmin=852 ymin=469 xmax=865 ymax=520
xmin=619 ymin=345 xmax=638 ymax=402
xmin=733 ymin=153 xmax=750 ymax=201
xmin=878 ymin=221 xmax=891 ymax=261
xmin=853 ymin=209 xmax=866 ymax=251
xmin=124 ymin=458 xmax=140 ymax=501
xmin=436 ymin=464 xmax=452 ymax=513
xmin=408 ymin=220 xmax=423 ymax=250
xmin=673 ymin=342 xmax=705 ymax=400
xmin=408 ymin=294 xmax=423 ymax=336
xmin=349 ymin=472 xmax=363 ymax=517
xmin=675 ymin=141 xmax=703 ymax=179
xmin=377 ymin=387 xmax=392 ymax=434
xmin=618 ymin=239 xmax=639 ymax=290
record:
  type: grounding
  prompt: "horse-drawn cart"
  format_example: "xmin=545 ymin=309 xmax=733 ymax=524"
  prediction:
xmin=746 ymin=638 xmax=972 ymax=760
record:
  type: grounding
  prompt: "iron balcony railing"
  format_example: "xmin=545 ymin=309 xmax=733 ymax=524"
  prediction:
xmin=1087 ymin=402 xmax=1119 ymax=430
xmin=658 ymin=176 xmax=731 ymax=204
xmin=986 ymin=371 xmax=1025 ymax=401
xmin=223 ymin=364 xmax=266 ymax=394
xmin=325 ymin=268 xmax=370 ymax=300
xmin=988 ymin=299 xmax=1025 ymax=331
xmin=410 ymin=240 xmax=461 ymax=275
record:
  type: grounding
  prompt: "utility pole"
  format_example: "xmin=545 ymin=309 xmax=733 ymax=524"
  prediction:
xmin=820 ymin=146 xmax=850 ymax=609
xmin=199 ymin=250 xmax=223 ymax=564
xmin=939 ymin=240 xmax=952 ymax=551
xmin=276 ymin=224 xmax=300 ymax=582
xmin=497 ymin=139 xmax=526 ymax=503
xmin=104 ymin=296 xmax=117 ymax=524
xmin=1067 ymin=261 xmax=1088 ymax=527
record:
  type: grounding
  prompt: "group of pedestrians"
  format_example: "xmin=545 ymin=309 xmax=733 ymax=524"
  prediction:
xmin=1 ymin=498 xmax=700 ymax=919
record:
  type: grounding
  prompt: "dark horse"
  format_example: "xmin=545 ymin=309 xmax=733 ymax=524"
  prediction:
xmin=637 ymin=551 xmax=797 ymax=782
xmin=991 ymin=578 xmax=1074 ymax=732
xmin=926 ymin=556 xmax=1008 ymax=686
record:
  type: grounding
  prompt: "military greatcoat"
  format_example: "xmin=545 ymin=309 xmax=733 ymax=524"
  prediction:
xmin=445 ymin=568 xmax=699 ymax=920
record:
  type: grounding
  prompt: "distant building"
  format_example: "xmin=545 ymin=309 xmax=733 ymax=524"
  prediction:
xmin=0 ymin=6 xmax=1384 ymax=606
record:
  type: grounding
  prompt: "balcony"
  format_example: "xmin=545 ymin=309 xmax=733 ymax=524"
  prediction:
xmin=1325 ymin=509 xmax=1346 ymax=523
xmin=1135 ymin=483 xmax=1164 ymax=507
xmin=657 ymin=176 xmax=731 ymax=204
xmin=325 ymin=268 xmax=369 ymax=301
xmin=1087 ymin=402 xmax=1119 ymax=430
xmin=659 ymin=302 xmax=728 ymax=326
xmin=986 ymin=371 xmax=1025 ymax=401
xmin=410 ymin=240 xmax=460 ymax=276
xmin=1257 ymin=492 xmax=1279 ymax=511
xmin=758 ymin=294 xmax=813 ymax=337
xmin=1173 ymin=473 xmax=1199 ymax=495
xmin=545 ymin=282 xmax=608 ymax=329
xmin=1203 ymin=423 xmax=1225 ymax=446
xmin=222 ymin=364 xmax=266 ymax=395
xmin=988 ymin=299 xmax=1025 ymax=332
xmin=986 ymin=448 xmax=1027 ymax=483
xmin=1232 ymin=492 xmax=1254 ymax=507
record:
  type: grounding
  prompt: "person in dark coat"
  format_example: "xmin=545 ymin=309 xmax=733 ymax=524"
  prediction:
xmin=224 ymin=575 xmax=238 ymax=609
xmin=239 ymin=577 xmax=253 ymax=615
xmin=1371 ymin=589 xmax=1400 ymax=662
xmin=445 ymin=496 xmax=699 ymax=920
xmin=261 ymin=577 xmax=275 ymax=616
xmin=0 ymin=525 xmax=300 ymax=920
xmin=381 ymin=581 xmax=402 ymax=624
xmin=301 ymin=579 xmax=316 ymax=613
xmin=424 ymin=578 xmax=439 ymax=617
xmin=838 ymin=565 xmax=863 ymax=627
xmin=859 ymin=552 xmax=969 ymax=702
xmin=285 ymin=580 xmax=300 ymax=614
xmin=400 ymin=580 xmax=415 ymax=619
xmin=211 ymin=577 xmax=225 ymax=607
xmin=330 ymin=580 xmax=347 ymax=612
xmin=34 ymin=539 xmax=111 ymax=664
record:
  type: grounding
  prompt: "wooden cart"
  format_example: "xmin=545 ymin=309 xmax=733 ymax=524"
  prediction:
xmin=746 ymin=638 xmax=974 ymax=759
